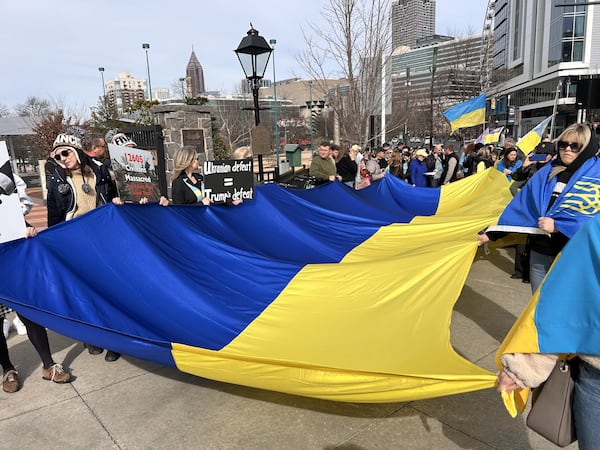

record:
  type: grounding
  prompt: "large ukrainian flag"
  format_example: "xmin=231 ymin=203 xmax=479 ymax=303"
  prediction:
xmin=443 ymin=94 xmax=486 ymax=133
xmin=0 ymin=170 xmax=512 ymax=402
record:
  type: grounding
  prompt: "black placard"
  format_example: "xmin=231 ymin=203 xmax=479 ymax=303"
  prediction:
xmin=203 ymin=158 xmax=254 ymax=204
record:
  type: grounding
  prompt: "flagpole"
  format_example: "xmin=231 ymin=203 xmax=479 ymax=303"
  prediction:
xmin=549 ymin=80 xmax=562 ymax=139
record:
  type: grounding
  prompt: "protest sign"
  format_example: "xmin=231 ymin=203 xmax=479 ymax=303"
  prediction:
xmin=108 ymin=144 xmax=161 ymax=202
xmin=203 ymin=158 xmax=254 ymax=204
xmin=0 ymin=141 xmax=26 ymax=243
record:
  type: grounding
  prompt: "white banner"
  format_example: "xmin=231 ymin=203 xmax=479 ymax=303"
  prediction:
xmin=0 ymin=141 xmax=26 ymax=243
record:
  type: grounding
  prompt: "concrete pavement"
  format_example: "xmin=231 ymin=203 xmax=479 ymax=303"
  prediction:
xmin=0 ymin=246 xmax=578 ymax=449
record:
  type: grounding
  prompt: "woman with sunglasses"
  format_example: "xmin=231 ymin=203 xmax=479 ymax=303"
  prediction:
xmin=480 ymin=122 xmax=600 ymax=292
xmin=46 ymin=131 xmax=117 ymax=226
xmin=46 ymin=130 xmax=122 ymax=362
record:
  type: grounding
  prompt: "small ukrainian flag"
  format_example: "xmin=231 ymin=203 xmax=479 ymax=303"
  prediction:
xmin=443 ymin=94 xmax=486 ymax=133
xmin=516 ymin=115 xmax=554 ymax=154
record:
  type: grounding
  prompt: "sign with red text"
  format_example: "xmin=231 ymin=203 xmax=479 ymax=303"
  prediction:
xmin=203 ymin=158 xmax=254 ymax=204
xmin=0 ymin=141 xmax=26 ymax=243
xmin=108 ymin=144 xmax=161 ymax=202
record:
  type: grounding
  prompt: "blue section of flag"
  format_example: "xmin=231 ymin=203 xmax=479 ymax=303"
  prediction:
xmin=0 ymin=178 xmax=440 ymax=359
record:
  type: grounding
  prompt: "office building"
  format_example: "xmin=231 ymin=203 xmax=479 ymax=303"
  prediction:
xmin=488 ymin=0 xmax=600 ymax=137
xmin=186 ymin=49 xmax=205 ymax=97
xmin=391 ymin=0 xmax=436 ymax=50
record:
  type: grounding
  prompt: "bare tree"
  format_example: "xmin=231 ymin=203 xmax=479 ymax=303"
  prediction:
xmin=15 ymin=96 xmax=51 ymax=117
xmin=299 ymin=0 xmax=392 ymax=145
xmin=0 ymin=103 xmax=11 ymax=118
xmin=212 ymin=98 xmax=253 ymax=152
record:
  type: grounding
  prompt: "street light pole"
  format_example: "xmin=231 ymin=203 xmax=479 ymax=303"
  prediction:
xmin=405 ymin=67 xmax=411 ymax=142
xmin=98 ymin=67 xmax=106 ymax=99
xmin=179 ymin=77 xmax=186 ymax=101
xmin=429 ymin=47 xmax=438 ymax=147
xmin=142 ymin=43 xmax=152 ymax=101
xmin=270 ymin=38 xmax=280 ymax=175
xmin=308 ymin=80 xmax=314 ymax=151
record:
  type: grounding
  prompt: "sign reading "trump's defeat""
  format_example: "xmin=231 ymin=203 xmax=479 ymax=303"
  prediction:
xmin=203 ymin=158 xmax=254 ymax=204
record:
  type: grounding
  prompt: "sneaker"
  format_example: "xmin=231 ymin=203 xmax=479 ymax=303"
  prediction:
xmin=2 ymin=369 xmax=20 ymax=393
xmin=13 ymin=315 xmax=27 ymax=335
xmin=2 ymin=319 xmax=8 ymax=339
xmin=41 ymin=364 xmax=72 ymax=383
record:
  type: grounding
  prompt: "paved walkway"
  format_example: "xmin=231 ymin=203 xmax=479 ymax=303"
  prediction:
xmin=1 ymin=245 xmax=577 ymax=449
xmin=25 ymin=187 xmax=47 ymax=231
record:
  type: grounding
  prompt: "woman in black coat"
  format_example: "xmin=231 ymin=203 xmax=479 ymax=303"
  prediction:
xmin=171 ymin=146 xmax=211 ymax=205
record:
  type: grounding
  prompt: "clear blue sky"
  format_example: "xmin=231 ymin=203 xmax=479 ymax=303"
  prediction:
xmin=0 ymin=0 xmax=488 ymax=112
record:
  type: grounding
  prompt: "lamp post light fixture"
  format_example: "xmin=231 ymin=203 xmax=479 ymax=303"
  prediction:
xmin=98 ymin=67 xmax=106 ymax=99
xmin=269 ymin=38 xmax=280 ymax=175
xmin=142 ymin=43 xmax=153 ymax=101
xmin=234 ymin=24 xmax=273 ymax=127
xmin=179 ymin=77 xmax=186 ymax=101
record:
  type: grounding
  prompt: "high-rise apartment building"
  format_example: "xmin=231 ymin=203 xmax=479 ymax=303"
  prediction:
xmin=186 ymin=49 xmax=205 ymax=97
xmin=488 ymin=0 xmax=600 ymax=137
xmin=391 ymin=0 xmax=436 ymax=50
xmin=105 ymin=71 xmax=147 ymax=113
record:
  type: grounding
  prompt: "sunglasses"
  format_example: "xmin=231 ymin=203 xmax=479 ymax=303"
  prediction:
xmin=556 ymin=141 xmax=582 ymax=153
xmin=54 ymin=149 xmax=73 ymax=160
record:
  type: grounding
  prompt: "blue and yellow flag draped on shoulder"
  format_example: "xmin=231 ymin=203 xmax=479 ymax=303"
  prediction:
xmin=497 ymin=212 xmax=600 ymax=414
xmin=0 ymin=170 xmax=513 ymax=403
xmin=487 ymin=157 xmax=600 ymax=237
xmin=443 ymin=93 xmax=486 ymax=133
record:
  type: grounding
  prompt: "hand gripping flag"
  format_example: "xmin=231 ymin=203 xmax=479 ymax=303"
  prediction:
xmin=0 ymin=170 xmax=514 ymax=403
xmin=443 ymin=94 xmax=486 ymax=133
xmin=516 ymin=115 xmax=553 ymax=155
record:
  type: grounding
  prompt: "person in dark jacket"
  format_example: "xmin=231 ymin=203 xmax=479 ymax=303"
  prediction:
xmin=440 ymin=144 xmax=459 ymax=184
xmin=335 ymin=143 xmax=358 ymax=188
xmin=46 ymin=132 xmax=117 ymax=226
xmin=171 ymin=146 xmax=211 ymax=205
xmin=47 ymin=129 xmax=121 ymax=362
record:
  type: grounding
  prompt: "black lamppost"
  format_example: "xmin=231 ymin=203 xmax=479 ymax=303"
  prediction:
xmin=234 ymin=24 xmax=273 ymax=126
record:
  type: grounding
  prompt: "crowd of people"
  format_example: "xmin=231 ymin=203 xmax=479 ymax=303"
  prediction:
xmin=307 ymin=138 xmax=525 ymax=189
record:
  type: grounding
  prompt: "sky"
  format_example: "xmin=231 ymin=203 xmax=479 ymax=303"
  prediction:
xmin=0 ymin=0 xmax=489 ymax=114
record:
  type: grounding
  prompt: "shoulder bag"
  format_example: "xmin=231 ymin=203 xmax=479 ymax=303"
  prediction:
xmin=526 ymin=356 xmax=580 ymax=447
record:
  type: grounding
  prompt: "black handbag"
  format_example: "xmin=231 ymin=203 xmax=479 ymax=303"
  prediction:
xmin=526 ymin=357 xmax=580 ymax=447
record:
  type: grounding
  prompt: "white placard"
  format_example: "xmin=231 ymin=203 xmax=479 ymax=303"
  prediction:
xmin=0 ymin=141 xmax=26 ymax=243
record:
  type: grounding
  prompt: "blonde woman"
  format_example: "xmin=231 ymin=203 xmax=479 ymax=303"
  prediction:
xmin=232 ymin=146 xmax=252 ymax=159
xmin=171 ymin=146 xmax=211 ymax=205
